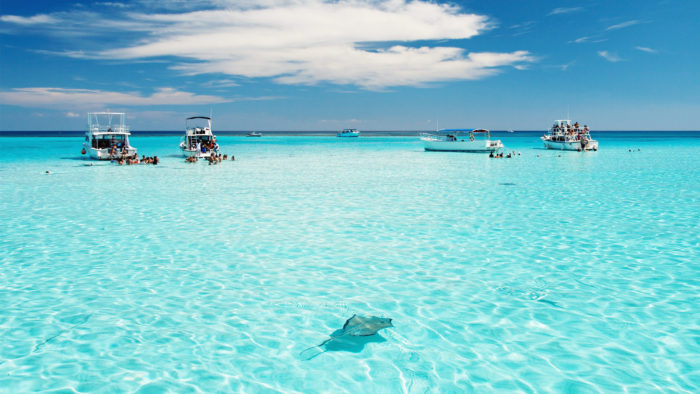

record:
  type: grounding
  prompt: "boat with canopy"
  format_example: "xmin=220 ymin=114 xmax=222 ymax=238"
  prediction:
xmin=337 ymin=129 xmax=360 ymax=137
xmin=180 ymin=116 xmax=219 ymax=158
xmin=541 ymin=120 xmax=598 ymax=151
xmin=82 ymin=112 xmax=137 ymax=160
xmin=420 ymin=129 xmax=503 ymax=152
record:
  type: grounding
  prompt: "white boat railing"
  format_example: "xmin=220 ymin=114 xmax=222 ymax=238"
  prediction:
xmin=88 ymin=112 xmax=129 ymax=134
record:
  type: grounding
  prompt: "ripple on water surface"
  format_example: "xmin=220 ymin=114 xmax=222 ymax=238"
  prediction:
xmin=0 ymin=135 xmax=698 ymax=392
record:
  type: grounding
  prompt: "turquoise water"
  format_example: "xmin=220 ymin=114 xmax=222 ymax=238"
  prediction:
xmin=1 ymin=133 xmax=698 ymax=392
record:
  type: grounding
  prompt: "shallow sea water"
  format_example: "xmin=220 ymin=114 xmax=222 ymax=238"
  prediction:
xmin=0 ymin=133 xmax=698 ymax=392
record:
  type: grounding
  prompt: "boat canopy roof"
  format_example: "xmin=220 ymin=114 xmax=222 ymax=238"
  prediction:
xmin=187 ymin=116 xmax=211 ymax=120
xmin=91 ymin=131 xmax=130 ymax=135
xmin=439 ymin=128 xmax=489 ymax=133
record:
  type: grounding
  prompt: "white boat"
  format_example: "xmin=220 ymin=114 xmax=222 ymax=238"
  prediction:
xmin=82 ymin=112 xmax=137 ymax=160
xmin=421 ymin=129 xmax=503 ymax=152
xmin=246 ymin=131 xmax=263 ymax=137
xmin=180 ymin=116 xmax=219 ymax=158
xmin=337 ymin=128 xmax=360 ymax=137
xmin=541 ymin=120 xmax=598 ymax=151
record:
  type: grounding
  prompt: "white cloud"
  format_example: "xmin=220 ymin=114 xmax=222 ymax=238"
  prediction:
xmin=202 ymin=79 xmax=240 ymax=88
xmin=635 ymin=46 xmax=657 ymax=54
xmin=569 ymin=36 xmax=607 ymax=44
xmin=598 ymin=51 xmax=623 ymax=62
xmin=134 ymin=0 xmax=229 ymax=11
xmin=544 ymin=61 xmax=575 ymax=71
xmin=548 ymin=7 xmax=583 ymax=16
xmin=509 ymin=21 xmax=535 ymax=37
xmin=0 ymin=14 xmax=57 ymax=24
xmin=95 ymin=2 xmax=130 ymax=8
xmin=606 ymin=20 xmax=641 ymax=31
xmin=559 ymin=61 xmax=575 ymax=71
xmin=0 ymin=87 xmax=229 ymax=109
xmin=570 ymin=19 xmax=645 ymax=44
xmin=65 ymin=112 xmax=81 ymax=117
xmin=1 ymin=0 xmax=535 ymax=89
xmin=1 ymin=10 xmax=163 ymax=38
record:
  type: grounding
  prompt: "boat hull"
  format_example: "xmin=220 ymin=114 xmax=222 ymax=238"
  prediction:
xmin=337 ymin=132 xmax=359 ymax=137
xmin=543 ymin=139 xmax=598 ymax=151
xmin=180 ymin=145 xmax=216 ymax=158
xmin=84 ymin=145 xmax=137 ymax=160
xmin=423 ymin=139 xmax=503 ymax=152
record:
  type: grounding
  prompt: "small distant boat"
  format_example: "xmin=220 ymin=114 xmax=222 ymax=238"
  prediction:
xmin=246 ymin=131 xmax=263 ymax=137
xmin=337 ymin=128 xmax=360 ymax=137
xmin=420 ymin=129 xmax=503 ymax=152
xmin=541 ymin=120 xmax=598 ymax=151
xmin=507 ymin=129 xmax=514 ymax=133
xmin=82 ymin=112 xmax=137 ymax=160
xmin=180 ymin=116 xmax=219 ymax=158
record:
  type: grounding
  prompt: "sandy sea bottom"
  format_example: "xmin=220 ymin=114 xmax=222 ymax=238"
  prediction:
xmin=0 ymin=133 xmax=698 ymax=392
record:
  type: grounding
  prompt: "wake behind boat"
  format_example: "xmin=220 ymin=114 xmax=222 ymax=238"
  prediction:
xmin=542 ymin=120 xmax=598 ymax=151
xmin=421 ymin=129 xmax=503 ymax=152
xmin=180 ymin=116 xmax=219 ymax=158
xmin=82 ymin=112 xmax=137 ymax=160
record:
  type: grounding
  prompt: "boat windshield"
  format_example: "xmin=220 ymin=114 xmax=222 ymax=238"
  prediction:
xmin=92 ymin=134 xmax=126 ymax=149
xmin=188 ymin=127 xmax=210 ymax=135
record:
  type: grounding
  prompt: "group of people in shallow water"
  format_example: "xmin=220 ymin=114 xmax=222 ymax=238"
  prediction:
xmin=490 ymin=151 xmax=520 ymax=159
xmin=109 ymin=145 xmax=129 ymax=157
xmin=114 ymin=155 xmax=159 ymax=165
xmin=185 ymin=153 xmax=234 ymax=164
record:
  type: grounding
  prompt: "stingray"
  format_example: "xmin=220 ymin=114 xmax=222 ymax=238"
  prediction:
xmin=299 ymin=314 xmax=393 ymax=360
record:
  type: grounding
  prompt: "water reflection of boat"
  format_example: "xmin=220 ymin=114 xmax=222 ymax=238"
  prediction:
xmin=541 ymin=120 xmax=598 ymax=151
xmin=420 ymin=129 xmax=503 ymax=152
xmin=82 ymin=112 xmax=137 ymax=160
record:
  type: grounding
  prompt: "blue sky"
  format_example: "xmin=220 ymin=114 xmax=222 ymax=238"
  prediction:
xmin=0 ymin=0 xmax=698 ymax=131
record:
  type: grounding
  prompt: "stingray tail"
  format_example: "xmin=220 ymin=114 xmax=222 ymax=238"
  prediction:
xmin=299 ymin=346 xmax=325 ymax=360
xmin=299 ymin=337 xmax=333 ymax=361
